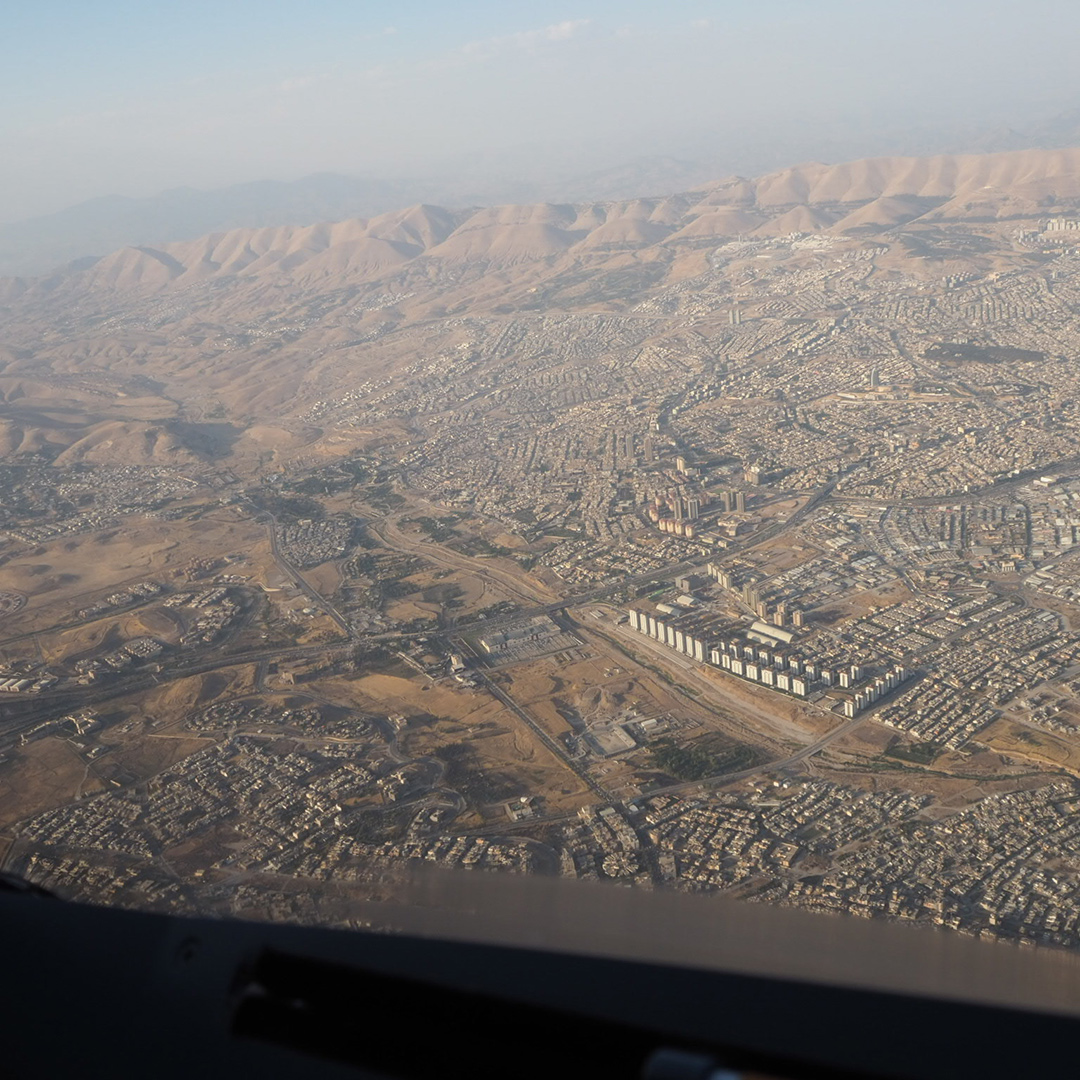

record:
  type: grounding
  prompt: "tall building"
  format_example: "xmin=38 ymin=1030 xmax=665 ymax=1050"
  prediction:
xmin=676 ymin=456 xmax=688 ymax=473
xmin=735 ymin=491 xmax=747 ymax=512
xmin=744 ymin=465 xmax=762 ymax=485
xmin=686 ymin=497 xmax=701 ymax=520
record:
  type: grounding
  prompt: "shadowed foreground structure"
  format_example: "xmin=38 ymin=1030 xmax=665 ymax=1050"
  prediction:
xmin=3 ymin=865 xmax=1080 ymax=1078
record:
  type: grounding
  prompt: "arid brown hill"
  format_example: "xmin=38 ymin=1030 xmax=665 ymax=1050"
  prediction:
xmin=1 ymin=145 xmax=1079 ymax=466
xmin=3 ymin=146 xmax=1080 ymax=301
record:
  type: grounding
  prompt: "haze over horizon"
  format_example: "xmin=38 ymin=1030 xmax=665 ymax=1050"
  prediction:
xmin=9 ymin=0 xmax=1080 ymax=231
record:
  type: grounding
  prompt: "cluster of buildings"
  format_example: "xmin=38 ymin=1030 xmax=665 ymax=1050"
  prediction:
xmin=273 ymin=246 xmax=1080 ymax=588
xmin=476 ymin=614 xmax=580 ymax=663
xmin=634 ymin=781 xmax=927 ymax=890
xmin=625 ymin=605 xmax=904 ymax=714
xmin=74 ymin=636 xmax=164 ymax=681
xmin=0 ymin=582 xmax=259 ymax=700
xmin=876 ymin=678 xmax=997 ymax=748
xmin=0 ymin=465 xmax=200 ymax=545
xmin=76 ymin=581 xmax=166 ymax=622
xmin=185 ymin=699 xmax=375 ymax=739
xmin=22 ymin=182 xmax=1080 ymax=952
xmin=22 ymin=713 xmax=1080 ymax=949
xmin=358 ymin=835 xmax=539 ymax=875
xmin=534 ymin=531 xmax=706 ymax=588
xmin=14 ymin=852 xmax=189 ymax=916
xmin=163 ymin=587 xmax=245 ymax=646
xmin=277 ymin=517 xmax=357 ymax=568
xmin=809 ymin=485 xmax=1080 ymax=577
xmin=764 ymin=782 xmax=1080 ymax=946
xmin=15 ymin=737 xmax=378 ymax=881
xmin=646 ymin=488 xmax=710 ymax=539
xmin=17 ymin=712 xmax=98 ymax=746
xmin=0 ymin=672 xmax=56 ymax=694
xmin=558 ymin=804 xmax=644 ymax=880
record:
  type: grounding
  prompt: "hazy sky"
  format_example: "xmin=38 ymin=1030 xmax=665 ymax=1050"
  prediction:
xmin=6 ymin=0 xmax=1080 ymax=222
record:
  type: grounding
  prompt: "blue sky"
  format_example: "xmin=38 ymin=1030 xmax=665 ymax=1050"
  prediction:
xmin=5 ymin=1 xmax=1080 ymax=221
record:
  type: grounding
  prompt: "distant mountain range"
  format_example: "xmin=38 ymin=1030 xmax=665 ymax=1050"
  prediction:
xmin=4 ymin=143 xmax=1080 ymax=465
xmin=7 ymin=145 xmax=1080 ymax=299
xmin=11 ymin=102 xmax=1080 ymax=279
xmin=0 ymin=158 xmax=721 ymax=278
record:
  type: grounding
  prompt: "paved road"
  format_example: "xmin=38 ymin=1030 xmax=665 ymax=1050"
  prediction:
xmin=245 ymin=502 xmax=354 ymax=639
xmin=0 ymin=591 xmax=164 ymax=650
xmin=0 ymin=641 xmax=351 ymax=750
xmin=471 ymin=668 xmax=606 ymax=799
xmin=647 ymin=709 xmax=873 ymax=799
xmin=447 ymin=478 xmax=838 ymax=637
xmin=367 ymin=516 xmax=557 ymax=610
xmin=586 ymin=613 xmax=811 ymax=751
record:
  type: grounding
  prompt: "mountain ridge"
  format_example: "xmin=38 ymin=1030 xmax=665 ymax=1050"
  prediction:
xmin=8 ymin=146 xmax=1080 ymax=300
xmin=0 ymin=157 xmax=719 ymax=279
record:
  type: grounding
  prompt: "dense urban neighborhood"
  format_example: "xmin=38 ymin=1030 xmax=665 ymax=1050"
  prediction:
xmin=8 ymin=154 xmax=1080 ymax=951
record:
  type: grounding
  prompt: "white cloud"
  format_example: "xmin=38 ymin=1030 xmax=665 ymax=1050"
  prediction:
xmin=280 ymin=74 xmax=332 ymax=92
xmin=461 ymin=19 xmax=592 ymax=59
xmin=359 ymin=25 xmax=397 ymax=41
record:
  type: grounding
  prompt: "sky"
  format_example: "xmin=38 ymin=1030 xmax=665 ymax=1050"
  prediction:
xmin=6 ymin=0 xmax=1080 ymax=223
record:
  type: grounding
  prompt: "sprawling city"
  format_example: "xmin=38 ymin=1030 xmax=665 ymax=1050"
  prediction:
xmin=7 ymin=148 xmax=1080 ymax=960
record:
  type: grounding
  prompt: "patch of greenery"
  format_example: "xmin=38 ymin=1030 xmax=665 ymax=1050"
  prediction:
xmin=649 ymin=738 xmax=754 ymax=782
xmin=383 ymin=578 xmax=420 ymax=599
xmin=459 ymin=536 xmax=517 ymax=558
xmin=366 ymin=483 xmax=405 ymax=510
xmin=433 ymin=743 xmax=522 ymax=805
xmin=248 ymin=491 xmax=325 ymax=522
xmin=457 ymin=600 xmax=520 ymax=625
xmin=884 ymin=741 xmax=942 ymax=765
xmin=348 ymin=805 xmax=416 ymax=843
xmin=411 ymin=515 xmax=459 ymax=542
